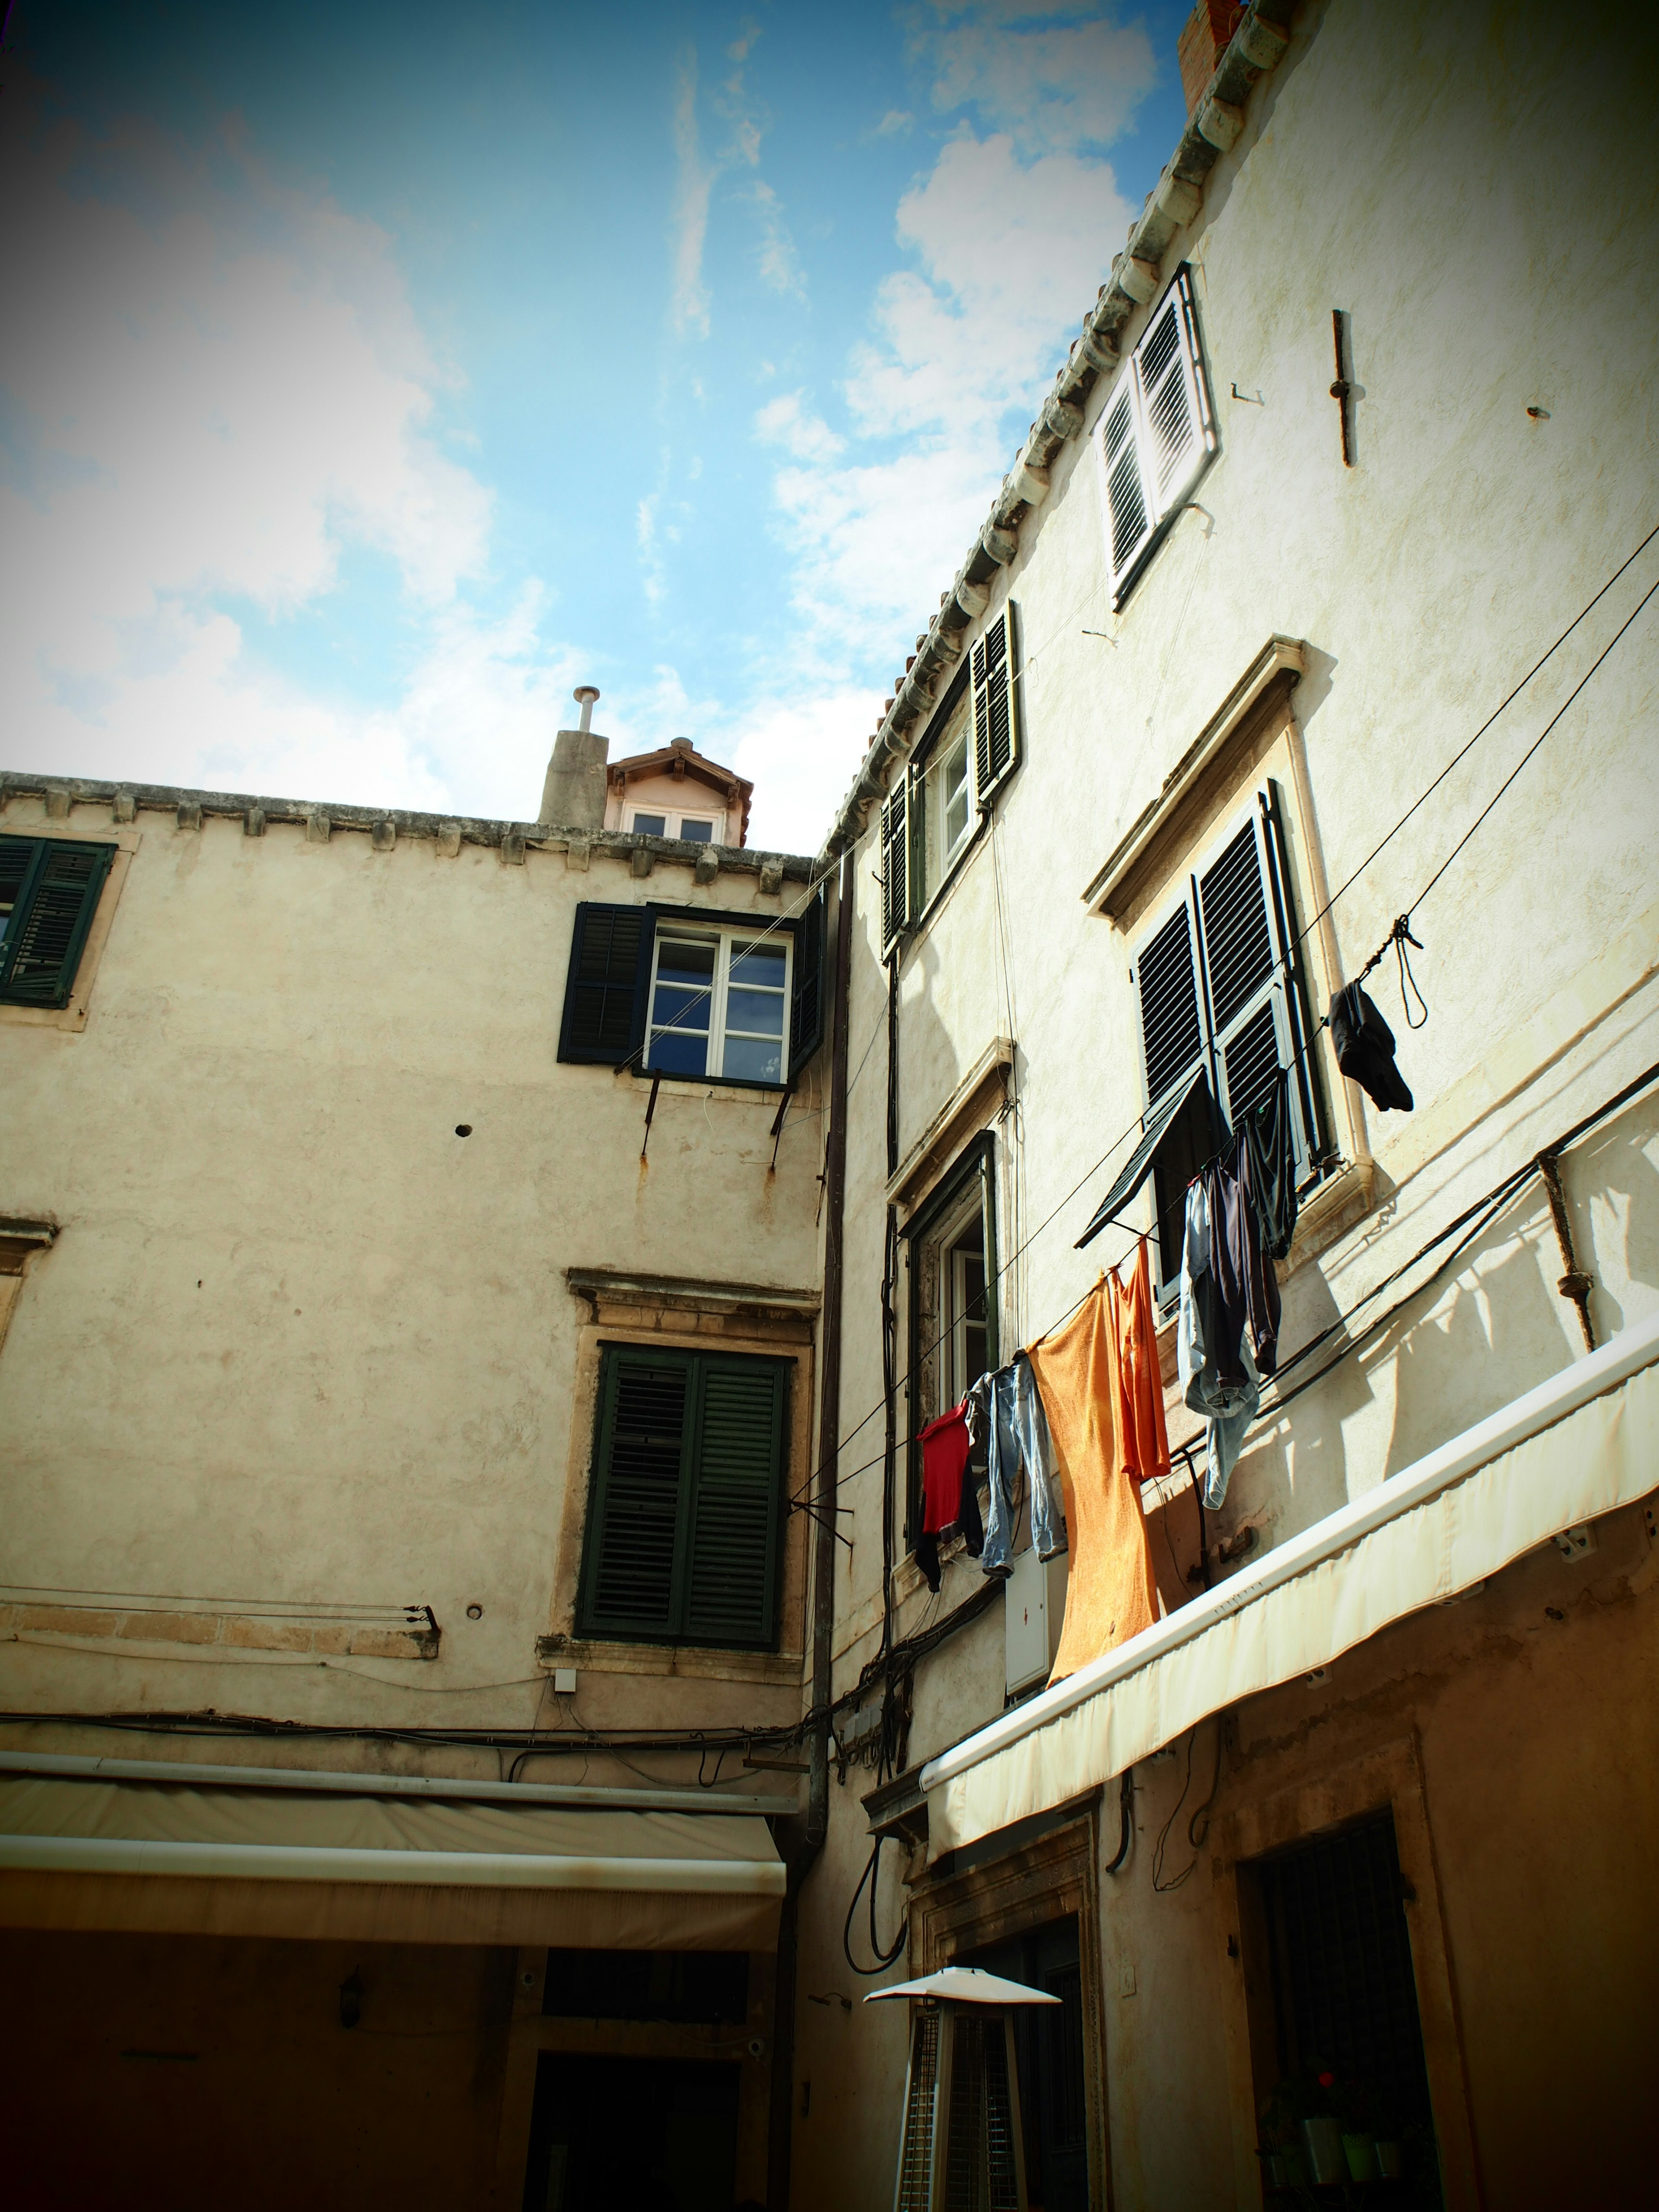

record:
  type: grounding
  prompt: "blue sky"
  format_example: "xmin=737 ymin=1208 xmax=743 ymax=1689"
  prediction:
xmin=0 ymin=0 xmax=1192 ymax=850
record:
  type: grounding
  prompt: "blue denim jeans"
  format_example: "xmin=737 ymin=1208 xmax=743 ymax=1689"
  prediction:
xmin=972 ymin=1351 xmax=1066 ymax=1576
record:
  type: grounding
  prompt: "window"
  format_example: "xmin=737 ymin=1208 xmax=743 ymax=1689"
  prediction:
xmin=557 ymin=892 xmax=826 ymax=1084
xmin=577 ymin=1344 xmax=789 ymax=1649
xmin=1133 ymin=788 xmax=1322 ymax=1295
xmin=0 ymin=837 xmax=116 ymax=1009
xmin=904 ymin=1137 xmax=998 ymax=1532
xmin=647 ymin=926 xmax=789 ymax=1084
xmin=880 ymin=604 xmax=1020 ymax=953
xmin=627 ymin=808 xmax=717 ymax=842
xmin=1096 ymin=266 xmax=1216 ymax=606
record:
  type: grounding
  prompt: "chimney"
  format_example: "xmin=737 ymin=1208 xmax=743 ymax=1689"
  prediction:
xmin=1177 ymin=0 xmax=1243 ymax=117
xmin=539 ymin=686 xmax=609 ymax=830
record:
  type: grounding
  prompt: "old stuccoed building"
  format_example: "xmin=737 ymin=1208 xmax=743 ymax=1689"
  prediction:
xmin=4 ymin=3 xmax=1659 ymax=2209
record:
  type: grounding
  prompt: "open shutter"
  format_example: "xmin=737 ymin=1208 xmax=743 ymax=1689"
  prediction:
xmin=1134 ymin=269 xmax=1212 ymax=518
xmin=788 ymin=882 xmax=827 ymax=1078
xmin=1196 ymin=800 xmax=1317 ymax=1181
xmin=683 ymin=1357 xmax=787 ymax=1648
xmin=579 ymin=1354 xmax=691 ymax=1640
xmin=557 ymin=902 xmax=656 ymax=1066
xmin=971 ymin=604 xmax=1020 ymax=805
xmin=1134 ymin=895 xmax=1215 ymax=1293
xmin=1101 ymin=379 xmax=1154 ymax=593
xmin=0 ymin=838 xmax=114 ymax=1008
xmin=879 ymin=775 xmax=912 ymax=955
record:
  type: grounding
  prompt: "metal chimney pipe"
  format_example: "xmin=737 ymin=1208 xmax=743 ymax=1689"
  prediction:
xmin=573 ymin=686 xmax=600 ymax=734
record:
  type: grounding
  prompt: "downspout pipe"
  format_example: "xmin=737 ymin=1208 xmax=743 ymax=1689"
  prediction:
xmin=768 ymin=844 xmax=855 ymax=2211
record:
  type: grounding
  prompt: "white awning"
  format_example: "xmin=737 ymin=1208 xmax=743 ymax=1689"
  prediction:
xmin=0 ymin=1773 xmax=785 ymax=1949
xmin=922 ymin=1309 xmax=1659 ymax=1858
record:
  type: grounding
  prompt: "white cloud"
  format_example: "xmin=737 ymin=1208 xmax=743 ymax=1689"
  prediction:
xmin=669 ymin=45 xmax=715 ymax=337
xmin=915 ymin=2 xmax=1157 ymax=155
xmin=873 ymin=109 xmax=915 ymax=138
xmin=0 ymin=90 xmax=585 ymax=819
xmin=755 ymin=393 xmax=845 ymax=466
xmin=745 ymin=180 xmax=806 ymax=299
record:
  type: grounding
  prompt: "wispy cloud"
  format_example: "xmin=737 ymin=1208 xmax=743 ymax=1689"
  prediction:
xmin=912 ymin=1 xmax=1157 ymax=155
xmin=873 ymin=108 xmax=914 ymax=138
xmin=669 ymin=45 xmax=714 ymax=337
xmin=745 ymin=180 xmax=806 ymax=298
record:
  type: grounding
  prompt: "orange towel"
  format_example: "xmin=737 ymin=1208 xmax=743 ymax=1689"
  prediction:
xmin=1028 ymin=1278 xmax=1158 ymax=1685
xmin=1109 ymin=1236 xmax=1171 ymax=1486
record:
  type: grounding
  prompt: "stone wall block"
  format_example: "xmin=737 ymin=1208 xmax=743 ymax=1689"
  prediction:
xmin=631 ymin=845 xmax=655 ymax=880
xmin=435 ymin=822 xmax=463 ymax=858
xmin=372 ymin=819 xmax=397 ymax=853
xmin=177 ymin=803 xmax=203 ymax=833
xmin=44 ymin=788 xmax=70 ymax=819
xmin=566 ymin=834 xmax=592 ymax=872
xmin=113 ymin=791 xmax=137 ymax=824
xmin=694 ymin=847 xmax=719 ymax=885
xmin=244 ymin=807 xmax=267 ymax=838
xmin=501 ymin=831 xmax=526 ymax=865
xmin=306 ymin=810 xmax=331 ymax=845
xmin=759 ymin=861 xmax=784 ymax=896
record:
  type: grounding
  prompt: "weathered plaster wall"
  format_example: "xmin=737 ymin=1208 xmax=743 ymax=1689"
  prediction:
xmin=797 ymin=0 xmax=1659 ymax=2202
xmin=0 ymin=796 xmax=823 ymax=1768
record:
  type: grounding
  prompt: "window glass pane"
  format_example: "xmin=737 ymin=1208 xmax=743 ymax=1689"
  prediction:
xmin=944 ymin=736 xmax=971 ymax=854
xmin=723 ymin=1033 xmax=783 ymax=1084
xmin=725 ymin=987 xmax=785 ymax=1037
xmin=651 ymin=985 xmax=712 ymax=1033
xmin=649 ymin=1029 xmax=709 ymax=1077
xmin=657 ymin=937 xmax=717 ymax=986
xmin=729 ymin=943 xmax=787 ymax=988
xmin=679 ymin=818 xmax=714 ymax=842
xmin=631 ymin=812 xmax=667 ymax=836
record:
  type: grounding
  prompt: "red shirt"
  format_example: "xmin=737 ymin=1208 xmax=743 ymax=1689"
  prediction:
xmin=918 ymin=1405 xmax=972 ymax=1535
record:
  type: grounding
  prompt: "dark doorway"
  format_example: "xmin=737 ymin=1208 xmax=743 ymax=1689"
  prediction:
xmin=520 ymin=2054 xmax=740 ymax=2212
xmin=962 ymin=1916 xmax=1088 ymax=2212
xmin=1255 ymin=1812 xmax=1440 ymax=2200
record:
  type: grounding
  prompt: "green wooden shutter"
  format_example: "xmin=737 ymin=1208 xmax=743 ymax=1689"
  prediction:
xmin=558 ymin=903 xmax=656 ymax=1065
xmin=971 ymin=604 xmax=1019 ymax=804
xmin=879 ymin=776 xmax=911 ymax=955
xmin=0 ymin=837 xmax=115 ymax=1008
xmin=788 ymin=882 xmax=827 ymax=1078
xmin=683 ymin=1357 xmax=788 ymax=1648
xmin=579 ymin=1354 xmax=690 ymax=1638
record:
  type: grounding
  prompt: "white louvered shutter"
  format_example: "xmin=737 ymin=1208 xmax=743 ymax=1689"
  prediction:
xmin=880 ymin=773 xmax=912 ymax=955
xmin=971 ymin=604 xmax=1020 ymax=805
xmin=1102 ymin=265 xmax=1216 ymax=603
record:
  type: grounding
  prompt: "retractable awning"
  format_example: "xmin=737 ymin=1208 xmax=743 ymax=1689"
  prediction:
xmin=0 ymin=1773 xmax=785 ymax=1949
xmin=921 ymin=1309 xmax=1659 ymax=1858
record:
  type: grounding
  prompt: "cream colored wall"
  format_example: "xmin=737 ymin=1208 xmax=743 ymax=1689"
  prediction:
xmin=605 ymin=770 xmax=732 ymax=842
xmin=0 ymin=795 xmax=823 ymax=1775
xmin=796 ymin=0 xmax=1659 ymax=2203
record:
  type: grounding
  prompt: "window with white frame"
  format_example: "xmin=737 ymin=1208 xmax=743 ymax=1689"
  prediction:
xmin=904 ymin=1137 xmax=998 ymax=1533
xmin=646 ymin=925 xmax=791 ymax=1084
xmin=1096 ymin=266 xmax=1216 ymax=606
xmin=626 ymin=808 xmax=719 ymax=842
xmin=880 ymin=603 xmax=1020 ymax=953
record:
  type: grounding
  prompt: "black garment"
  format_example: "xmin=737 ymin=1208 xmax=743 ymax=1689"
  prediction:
xmin=913 ymin=1459 xmax=983 ymax=1594
xmin=1209 ymin=1140 xmax=1281 ymax=1382
xmin=1329 ymin=982 xmax=1414 ymax=1112
xmin=1242 ymin=1071 xmax=1299 ymax=1261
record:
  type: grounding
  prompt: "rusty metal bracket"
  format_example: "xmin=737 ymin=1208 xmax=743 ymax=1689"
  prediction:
xmin=1536 ymin=1149 xmax=1596 ymax=1350
xmin=1331 ymin=308 xmax=1355 ymax=467
xmin=768 ymin=1084 xmax=791 ymax=1173
xmin=639 ymin=1072 xmax=661 ymax=1162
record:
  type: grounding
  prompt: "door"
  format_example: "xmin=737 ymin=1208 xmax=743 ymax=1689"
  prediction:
xmin=963 ymin=1916 xmax=1089 ymax=2212
xmin=520 ymin=2054 xmax=741 ymax=2212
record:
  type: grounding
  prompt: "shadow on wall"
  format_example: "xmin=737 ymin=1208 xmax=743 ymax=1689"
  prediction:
xmin=1380 ymin=1186 xmax=1575 ymax=1478
xmin=1276 ymin=1255 xmax=1373 ymax=1533
xmin=892 ymin=929 xmax=967 ymax=1168
xmin=1572 ymin=1096 xmax=1659 ymax=1339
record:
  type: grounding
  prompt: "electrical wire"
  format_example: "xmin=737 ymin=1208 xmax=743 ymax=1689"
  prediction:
xmin=842 ymin=1835 xmax=907 ymax=1975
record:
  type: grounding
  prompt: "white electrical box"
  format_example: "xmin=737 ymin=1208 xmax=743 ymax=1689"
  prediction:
xmin=1004 ymin=1545 xmax=1070 ymax=1697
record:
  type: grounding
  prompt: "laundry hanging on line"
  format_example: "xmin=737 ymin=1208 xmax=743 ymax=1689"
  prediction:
xmin=1329 ymin=981 xmax=1414 ymax=1112
xmin=914 ymin=1402 xmax=982 ymax=1595
xmin=966 ymin=1351 xmax=1065 ymax=1577
xmin=1177 ymin=1175 xmax=1259 ymax=1509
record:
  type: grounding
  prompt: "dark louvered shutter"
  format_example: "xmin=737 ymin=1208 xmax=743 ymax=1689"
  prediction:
xmin=880 ymin=776 xmax=911 ymax=954
xmin=972 ymin=604 xmax=1019 ymax=804
xmin=683 ymin=1357 xmax=787 ymax=1647
xmin=557 ymin=903 xmax=655 ymax=1065
xmin=788 ymin=883 xmax=827 ymax=1078
xmin=0 ymin=837 xmax=115 ymax=1008
xmin=1198 ymin=818 xmax=1289 ymax=1130
xmin=580 ymin=1355 xmax=690 ymax=1639
xmin=1101 ymin=380 xmax=1154 ymax=590
xmin=1136 ymin=901 xmax=1202 ymax=1104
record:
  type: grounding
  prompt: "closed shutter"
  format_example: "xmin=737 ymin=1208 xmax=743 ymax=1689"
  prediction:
xmin=879 ymin=775 xmax=912 ymax=955
xmin=971 ymin=603 xmax=1020 ymax=805
xmin=578 ymin=1347 xmax=788 ymax=1649
xmin=580 ymin=1354 xmax=690 ymax=1640
xmin=788 ymin=881 xmax=827 ymax=1077
xmin=557 ymin=902 xmax=656 ymax=1065
xmin=1101 ymin=265 xmax=1216 ymax=604
xmin=1136 ymin=899 xmax=1203 ymax=1106
xmin=0 ymin=837 xmax=115 ymax=1008
xmin=1197 ymin=811 xmax=1308 ymax=1172
xmin=683 ymin=1357 xmax=787 ymax=1647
